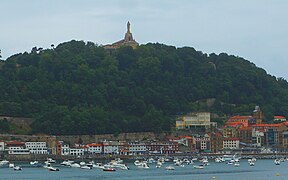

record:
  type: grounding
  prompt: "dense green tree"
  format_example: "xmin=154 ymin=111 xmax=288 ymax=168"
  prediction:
xmin=0 ymin=40 xmax=287 ymax=135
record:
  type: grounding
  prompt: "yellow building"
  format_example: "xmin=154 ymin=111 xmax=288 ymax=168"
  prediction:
xmin=176 ymin=112 xmax=212 ymax=130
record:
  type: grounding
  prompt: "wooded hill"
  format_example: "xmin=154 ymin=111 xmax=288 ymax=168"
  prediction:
xmin=0 ymin=40 xmax=288 ymax=135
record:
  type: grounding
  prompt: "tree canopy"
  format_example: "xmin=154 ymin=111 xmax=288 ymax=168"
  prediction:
xmin=0 ymin=40 xmax=287 ymax=135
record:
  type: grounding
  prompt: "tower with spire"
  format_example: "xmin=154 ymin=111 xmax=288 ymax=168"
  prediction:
xmin=104 ymin=21 xmax=139 ymax=50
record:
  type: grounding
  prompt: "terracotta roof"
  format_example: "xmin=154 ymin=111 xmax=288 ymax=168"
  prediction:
xmin=5 ymin=141 xmax=25 ymax=146
xmin=87 ymin=143 xmax=102 ymax=147
xmin=224 ymin=138 xmax=240 ymax=141
xmin=178 ymin=136 xmax=192 ymax=139
xmin=239 ymin=127 xmax=252 ymax=130
xmin=251 ymin=123 xmax=284 ymax=127
xmin=274 ymin=116 xmax=286 ymax=119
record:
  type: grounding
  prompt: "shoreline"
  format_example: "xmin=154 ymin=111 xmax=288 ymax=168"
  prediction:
xmin=3 ymin=152 xmax=288 ymax=161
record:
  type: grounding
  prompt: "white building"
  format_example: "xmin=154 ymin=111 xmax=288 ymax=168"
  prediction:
xmin=87 ymin=143 xmax=102 ymax=154
xmin=102 ymin=141 xmax=119 ymax=154
xmin=0 ymin=141 xmax=4 ymax=151
xmin=25 ymin=142 xmax=48 ymax=154
xmin=61 ymin=144 xmax=70 ymax=156
xmin=223 ymin=138 xmax=240 ymax=149
xmin=5 ymin=141 xmax=30 ymax=155
xmin=69 ymin=148 xmax=85 ymax=156
xmin=128 ymin=142 xmax=146 ymax=154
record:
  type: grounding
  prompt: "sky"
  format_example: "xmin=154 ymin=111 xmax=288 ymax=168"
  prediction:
xmin=1 ymin=0 xmax=288 ymax=79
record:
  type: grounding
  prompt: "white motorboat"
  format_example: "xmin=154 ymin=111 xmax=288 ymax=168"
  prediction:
xmin=81 ymin=165 xmax=92 ymax=169
xmin=274 ymin=159 xmax=281 ymax=165
xmin=80 ymin=161 xmax=86 ymax=166
xmin=61 ymin=160 xmax=73 ymax=166
xmin=193 ymin=165 xmax=204 ymax=169
xmin=103 ymin=167 xmax=116 ymax=171
xmin=44 ymin=163 xmax=59 ymax=171
xmin=0 ymin=160 xmax=9 ymax=166
xmin=136 ymin=162 xmax=149 ymax=169
xmin=249 ymin=161 xmax=255 ymax=166
xmin=114 ymin=158 xmax=123 ymax=164
xmin=148 ymin=158 xmax=156 ymax=164
xmin=214 ymin=158 xmax=221 ymax=163
xmin=47 ymin=158 xmax=56 ymax=163
xmin=9 ymin=163 xmax=14 ymax=168
xmin=71 ymin=163 xmax=81 ymax=168
xmin=30 ymin=161 xmax=39 ymax=165
xmin=234 ymin=162 xmax=240 ymax=167
xmin=13 ymin=166 xmax=22 ymax=171
xmin=92 ymin=163 xmax=104 ymax=169
xmin=165 ymin=166 xmax=175 ymax=170
xmin=156 ymin=162 xmax=162 ymax=168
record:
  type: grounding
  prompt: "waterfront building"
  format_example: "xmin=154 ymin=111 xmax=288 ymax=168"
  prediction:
xmin=238 ymin=127 xmax=253 ymax=144
xmin=146 ymin=142 xmax=179 ymax=154
xmin=252 ymin=129 xmax=265 ymax=147
xmin=5 ymin=141 xmax=30 ymax=155
xmin=193 ymin=134 xmax=211 ymax=152
xmin=102 ymin=141 xmax=119 ymax=154
xmin=222 ymin=122 xmax=242 ymax=138
xmin=282 ymin=131 xmax=288 ymax=150
xmin=87 ymin=143 xmax=102 ymax=154
xmin=223 ymin=138 xmax=240 ymax=150
xmin=69 ymin=147 xmax=85 ymax=156
xmin=104 ymin=21 xmax=139 ymax=50
xmin=251 ymin=123 xmax=287 ymax=149
xmin=56 ymin=141 xmax=70 ymax=156
xmin=208 ymin=132 xmax=223 ymax=153
xmin=176 ymin=112 xmax=214 ymax=130
xmin=25 ymin=142 xmax=48 ymax=154
xmin=128 ymin=142 xmax=147 ymax=155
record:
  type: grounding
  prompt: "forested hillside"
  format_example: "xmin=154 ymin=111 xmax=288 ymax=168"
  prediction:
xmin=1 ymin=40 xmax=288 ymax=135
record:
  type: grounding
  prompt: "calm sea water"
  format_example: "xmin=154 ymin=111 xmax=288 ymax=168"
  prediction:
xmin=0 ymin=159 xmax=287 ymax=180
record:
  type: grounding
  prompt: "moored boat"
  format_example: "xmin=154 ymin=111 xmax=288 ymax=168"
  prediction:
xmin=13 ymin=166 xmax=22 ymax=171
xmin=193 ymin=165 xmax=204 ymax=169
xmin=165 ymin=166 xmax=175 ymax=170
xmin=103 ymin=167 xmax=116 ymax=171
xmin=274 ymin=159 xmax=281 ymax=165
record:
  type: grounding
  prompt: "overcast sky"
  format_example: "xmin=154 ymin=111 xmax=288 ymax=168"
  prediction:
xmin=1 ymin=0 xmax=288 ymax=79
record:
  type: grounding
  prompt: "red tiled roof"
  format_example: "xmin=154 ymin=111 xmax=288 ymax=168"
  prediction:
xmin=178 ymin=136 xmax=192 ymax=139
xmin=224 ymin=138 xmax=240 ymax=141
xmin=229 ymin=115 xmax=251 ymax=119
xmin=251 ymin=123 xmax=283 ymax=127
xmin=274 ymin=116 xmax=286 ymax=119
xmin=5 ymin=141 xmax=25 ymax=146
xmin=87 ymin=143 xmax=102 ymax=147
xmin=239 ymin=127 xmax=252 ymax=130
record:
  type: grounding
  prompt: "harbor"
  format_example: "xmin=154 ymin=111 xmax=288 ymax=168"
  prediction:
xmin=1 ymin=157 xmax=288 ymax=180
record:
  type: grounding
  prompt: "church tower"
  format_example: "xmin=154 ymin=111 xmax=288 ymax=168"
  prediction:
xmin=253 ymin=106 xmax=263 ymax=124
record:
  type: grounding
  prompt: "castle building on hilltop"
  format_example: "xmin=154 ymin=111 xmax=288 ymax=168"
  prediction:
xmin=104 ymin=21 xmax=139 ymax=50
